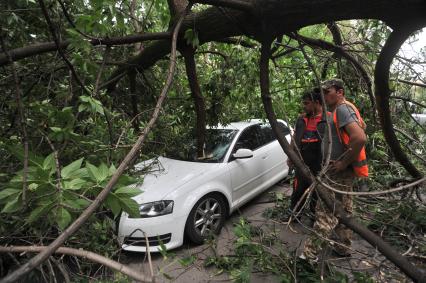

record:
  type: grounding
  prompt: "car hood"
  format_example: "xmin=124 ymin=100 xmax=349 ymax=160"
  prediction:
xmin=132 ymin=156 xmax=221 ymax=203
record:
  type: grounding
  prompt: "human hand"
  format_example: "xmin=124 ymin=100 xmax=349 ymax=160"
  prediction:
xmin=329 ymin=160 xmax=347 ymax=173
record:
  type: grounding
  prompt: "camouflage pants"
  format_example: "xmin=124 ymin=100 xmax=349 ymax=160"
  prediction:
xmin=302 ymin=170 xmax=354 ymax=259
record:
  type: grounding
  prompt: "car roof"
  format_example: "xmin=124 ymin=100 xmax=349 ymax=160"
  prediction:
xmin=209 ymin=119 xmax=279 ymax=131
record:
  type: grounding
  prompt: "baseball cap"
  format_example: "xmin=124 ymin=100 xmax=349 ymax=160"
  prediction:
xmin=321 ymin=78 xmax=344 ymax=90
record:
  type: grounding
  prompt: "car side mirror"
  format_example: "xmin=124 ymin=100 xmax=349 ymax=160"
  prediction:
xmin=232 ymin=148 xmax=253 ymax=159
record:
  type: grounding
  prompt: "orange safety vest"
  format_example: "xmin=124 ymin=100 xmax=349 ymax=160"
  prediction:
xmin=301 ymin=113 xmax=323 ymax=143
xmin=333 ymin=101 xmax=369 ymax=177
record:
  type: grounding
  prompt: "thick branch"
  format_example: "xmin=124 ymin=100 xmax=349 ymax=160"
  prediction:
xmin=326 ymin=22 xmax=343 ymax=76
xmin=0 ymin=246 xmax=153 ymax=283
xmin=0 ymin=32 xmax=171 ymax=66
xmin=182 ymin=47 xmax=207 ymax=157
xmin=194 ymin=0 xmax=253 ymax=13
xmin=259 ymin=39 xmax=312 ymax=181
xmin=374 ymin=24 xmax=424 ymax=179
xmin=215 ymin=37 xmax=256 ymax=48
xmin=326 ymin=22 xmax=343 ymax=46
xmin=168 ymin=0 xmax=189 ymax=19
xmin=395 ymin=78 xmax=426 ymax=88
xmin=390 ymin=95 xmax=426 ymax=109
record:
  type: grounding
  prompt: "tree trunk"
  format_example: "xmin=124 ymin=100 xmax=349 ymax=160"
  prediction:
xmin=182 ymin=47 xmax=207 ymax=158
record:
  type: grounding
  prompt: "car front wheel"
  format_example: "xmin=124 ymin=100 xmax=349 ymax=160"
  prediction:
xmin=185 ymin=194 xmax=227 ymax=244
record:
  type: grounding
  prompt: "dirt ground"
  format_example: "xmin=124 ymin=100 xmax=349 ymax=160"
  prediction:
xmin=119 ymin=181 xmax=414 ymax=282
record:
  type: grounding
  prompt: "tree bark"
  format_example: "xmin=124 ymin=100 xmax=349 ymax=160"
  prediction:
xmin=182 ymin=47 xmax=207 ymax=158
xmin=326 ymin=22 xmax=343 ymax=76
xmin=0 ymin=33 xmax=171 ymax=67
xmin=0 ymin=246 xmax=153 ymax=283
xmin=374 ymin=23 xmax=425 ymax=179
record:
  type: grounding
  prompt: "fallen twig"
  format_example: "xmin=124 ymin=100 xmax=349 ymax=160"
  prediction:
xmin=0 ymin=246 xmax=153 ymax=282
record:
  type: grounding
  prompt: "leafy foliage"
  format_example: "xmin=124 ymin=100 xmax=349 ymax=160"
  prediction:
xmin=205 ymin=218 xmax=376 ymax=282
xmin=0 ymin=150 xmax=140 ymax=232
xmin=358 ymin=197 xmax=426 ymax=255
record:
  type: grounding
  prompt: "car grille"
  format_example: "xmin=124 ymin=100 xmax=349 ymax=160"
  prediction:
xmin=123 ymin=233 xmax=172 ymax=247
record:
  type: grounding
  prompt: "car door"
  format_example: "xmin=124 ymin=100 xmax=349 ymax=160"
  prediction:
xmin=257 ymin=122 xmax=290 ymax=182
xmin=227 ymin=124 xmax=267 ymax=204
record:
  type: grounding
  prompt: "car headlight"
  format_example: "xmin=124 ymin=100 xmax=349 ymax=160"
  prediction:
xmin=137 ymin=200 xmax=174 ymax=218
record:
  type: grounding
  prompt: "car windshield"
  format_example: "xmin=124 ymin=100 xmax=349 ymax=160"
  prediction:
xmin=165 ymin=129 xmax=237 ymax=163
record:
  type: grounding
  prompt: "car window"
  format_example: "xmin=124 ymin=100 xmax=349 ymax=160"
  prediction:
xmin=165 ymin=129 xmax=237 ymax=163
xmin=259 ymin=122 xmax=290 ymax=145
xmin=233 ymin=125 xmax=262 ymax=152
xmin=277 ymin=122 xmax=291 ymax=136
xmin=259 ymin=123 xmax=275 ymax=145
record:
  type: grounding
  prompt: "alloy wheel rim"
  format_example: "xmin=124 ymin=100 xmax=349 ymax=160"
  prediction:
xmin=193 ymin=198 xmax=222 ymax=236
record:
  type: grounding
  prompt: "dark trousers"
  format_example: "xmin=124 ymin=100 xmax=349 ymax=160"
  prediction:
xmin=290 ymin=142 xmax=321 ymax=213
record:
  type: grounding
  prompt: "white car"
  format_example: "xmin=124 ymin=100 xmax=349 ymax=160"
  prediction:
xmin=118 ymin=119 xmax=291 ymax=252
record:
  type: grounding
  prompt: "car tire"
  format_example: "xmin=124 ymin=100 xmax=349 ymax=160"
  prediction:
xmin=185 ymin=193 xmax=227 ymax=244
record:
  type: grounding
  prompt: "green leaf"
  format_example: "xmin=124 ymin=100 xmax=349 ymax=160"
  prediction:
xmin=158 ymin=241 xmax=175 ymax=260
xmin=105 ymin=193 xmax=121 ymax=217
xmin=75 ymin=198 xmax=90 ymax=208
xmin=79 ymin=95 xmax=90 ymax=102
xmin=43 ymin=153 xmax=55 ymax=171
xmin=115 ymin=186 xmax=141 ymax=198
xmin=78 ymin=104 xmax=87 ymax=112
xmin=86 ymin=163 xmax=103 ymax=182
xmin=98 ymin=163 xmax=109 ymax=182
xmin=50 ymin=127 xmax=62 ymax=133
xmin=0 ymin=188 xmax=21 ymax=200
xmin=69 ymin=168 xmax=89 ymax=179
xmin=56 ymin=207 xmax=72 ymax=230
xmin=63 ymin=198 xmax=89 ymax=210
xmin=61 ymin=158 xmax=84 ymax=179
xmin=184 ymin=29 xmax=199 ymax=48
xmin=28 ymin=202 xmax=55 ymax=223
xmin=109 ymin=164 xmax=116 ymax=174
xmin=118 ymin=174 xmax=137 ymax=186
xmin=6 ymin=144 xmax=43 ymax=167
xmin=162 ymin=273 xmax=173 ymax=280
xmin=62 ymin=194 xmax=90 ymax=210
xmin=79 ymin=96 xmax=104 ymax=115
xmin=178 ymin=255 xmax=196 ymax=267
xmin=1 ymin=194 xmax=21 ymax=213
xmin=28 ymin=183 xmax=39 ymax=191
xmin=118 ymin=197 xmax=139 ymax=218
xmin=63 ymin=178 xmax=86 ymax=190
xmin=66 ymin=28 xmax=81 ymax=38
xmin=94 ymin=103 xmax=104 ymax=115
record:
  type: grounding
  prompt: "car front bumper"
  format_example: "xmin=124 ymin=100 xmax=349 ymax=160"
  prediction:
xmin=118 ymin=212 xmax=187 ymax=252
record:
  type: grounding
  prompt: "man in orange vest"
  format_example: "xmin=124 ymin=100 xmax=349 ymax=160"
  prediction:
xmin=285 ymin=89 xmax=328 ymax=221
xmin=302 ymin=78 xmax=368 ymax=259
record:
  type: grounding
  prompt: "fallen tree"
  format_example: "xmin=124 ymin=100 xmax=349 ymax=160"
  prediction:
xmin=1 ymin=0 xmax=425 ymax=282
